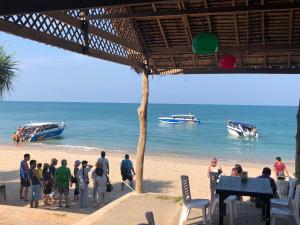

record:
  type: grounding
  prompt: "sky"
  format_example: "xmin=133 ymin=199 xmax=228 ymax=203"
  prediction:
xmin=1 ymin=32 xmax=300 ymax=106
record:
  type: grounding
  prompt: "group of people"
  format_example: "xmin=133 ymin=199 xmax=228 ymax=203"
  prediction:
xmin=207 ymin=156 xmax=291 ymax=202
xmin=19 ymin=151 xmax=136 ymax=209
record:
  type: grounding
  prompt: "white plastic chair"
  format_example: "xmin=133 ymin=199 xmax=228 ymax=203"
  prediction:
xmin=179 ymin=175 xmax=211 ymax=225
xmin=271 ymin=184 xmax=300 ymax=225
xmin=210 ymin=194 xmax=237 ymax=225
xmin=271 ymin=179 xmax=295 ymax=208
xmin=145 ymin=211 xmax=155 ymax=225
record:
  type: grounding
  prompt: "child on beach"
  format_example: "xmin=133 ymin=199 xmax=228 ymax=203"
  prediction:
xmin=94 ymin=168 xmax=107 ymax=208
xmin=43 ymin=163 xmax=52 ymax=205
xmin=37 ymin=163 xmax=43 ymax=180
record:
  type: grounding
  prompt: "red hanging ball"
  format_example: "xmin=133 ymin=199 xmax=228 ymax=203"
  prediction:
xmin=219 ymin=55 xmax=236 ymax=69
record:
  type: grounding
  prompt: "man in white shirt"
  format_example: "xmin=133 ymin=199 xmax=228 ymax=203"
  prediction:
xmin=97 ymin=151 xmax=109 ymax=175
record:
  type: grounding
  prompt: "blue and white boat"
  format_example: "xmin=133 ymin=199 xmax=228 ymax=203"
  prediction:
xmin=158 ymin=114 xmax=200 ymax=124
xmin=227 ymin=120 xmax=258 ymax=138
xmin=20 ymin=121 xmax=66 ymax=142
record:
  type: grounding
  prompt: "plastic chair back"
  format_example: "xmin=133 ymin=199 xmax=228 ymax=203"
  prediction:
xmin=145 ymin=211 xmax=155 ymax=225
xmin=181 ymin=175 xmax=192 ymax=205
xmin=288 ymin=179 xmax=296 ymax=207
xmin=292 ymin=185 xmax=300 ymax=216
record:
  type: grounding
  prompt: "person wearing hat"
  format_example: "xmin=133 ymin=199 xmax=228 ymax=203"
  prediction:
xmin=273 ymin=157 xmax=290 ymax=178
xmin=276 ymin=171 xmax=289 ymax=199
xmin=72 ymin=160 xmax=81 ymax=201
xmin=77 ymin=160 xmax=93 ymax=208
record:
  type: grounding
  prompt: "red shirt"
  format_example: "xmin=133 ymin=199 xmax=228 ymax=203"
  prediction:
xmin=273 ymin=162 xmax=286 ymax=176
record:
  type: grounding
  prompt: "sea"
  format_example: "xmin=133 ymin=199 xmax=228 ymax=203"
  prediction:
xmin=0 ymin=101 xmax=297 ymax=163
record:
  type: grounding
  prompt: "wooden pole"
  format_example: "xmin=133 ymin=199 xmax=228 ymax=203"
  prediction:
xmin=296 ymin=100 xmax=300 ymax=182
xmin=135 ymin=69 xmax=149 ymax=193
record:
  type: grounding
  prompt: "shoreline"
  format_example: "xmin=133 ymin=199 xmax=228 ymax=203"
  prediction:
xmin=0 ymin=142 xmax=295 ymax=166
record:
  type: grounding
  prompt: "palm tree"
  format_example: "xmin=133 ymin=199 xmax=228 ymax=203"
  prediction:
xmin=0 ymin=46 xmax=17 ymax=98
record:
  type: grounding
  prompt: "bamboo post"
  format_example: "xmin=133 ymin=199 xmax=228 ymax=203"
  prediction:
xmin=296 ymin=100 xmax=300 ymax=183
xmin=135 ymin=69 xmax=149 ymax=193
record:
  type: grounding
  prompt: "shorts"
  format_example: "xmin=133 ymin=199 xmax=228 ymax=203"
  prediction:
xmin=31 ymin=185 xmax=42 ymax=201
xmin=58 ymin=186 xmax=69 ymax=195
xmin=21 ymin=178 xmax=31 ymax=187
xmin=122 ymin=174 xmax=133 ymax=182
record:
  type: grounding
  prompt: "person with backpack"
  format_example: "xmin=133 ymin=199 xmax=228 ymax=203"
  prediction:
xmin=120 ymin=154 xmax=135 ymax=191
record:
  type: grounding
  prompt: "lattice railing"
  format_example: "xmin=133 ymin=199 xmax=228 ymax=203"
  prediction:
xmin=0 ymin=9 xmax=145 ymax=69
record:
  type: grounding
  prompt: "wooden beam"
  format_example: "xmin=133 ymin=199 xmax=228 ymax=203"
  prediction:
xmin=135 ymin=69 xmax=149 ymax=193
xmin=88 ymin=3 xmax=300 ymax=19
xmin=180 ymin=68 xmax=300 ymax=74
xmin=148 ymin=44 xmax=300 ymax=55
xmin=45 ymin=12 xmax=141 ymax=52
xmin=234 ymin=14 xmax=240 ymax=45
xmin=0 ymin=18 xmax=143 ymax=68
xmin=289 ymin=9 xmax=294 ymax=45
xmin=261 ymin=12 xmax=265 ymax=45
xmin=80 ymin=10 xmax=89 ymax=54
xmin=0 ymin=0 xmax=175 ymax=16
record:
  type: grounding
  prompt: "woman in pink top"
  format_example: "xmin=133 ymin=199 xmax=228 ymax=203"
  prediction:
xmin=273 ymin=157 xmax=290 ymax=178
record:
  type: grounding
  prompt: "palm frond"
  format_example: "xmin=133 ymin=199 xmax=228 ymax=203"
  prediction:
xmin=0 ymin=46 xmax=18 ymax=98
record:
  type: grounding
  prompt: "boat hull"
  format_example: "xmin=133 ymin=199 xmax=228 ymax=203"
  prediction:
xmin=30 ymin=127 xmax=65 ymax=142
xmin=227 ymin=125 xmax=258 ymax=138
xmin=158 ymin=117 xmax=200 ymax=124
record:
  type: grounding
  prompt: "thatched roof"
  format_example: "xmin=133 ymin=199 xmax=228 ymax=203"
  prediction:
xmin=0 ymin=0 xmax=299 ymax=75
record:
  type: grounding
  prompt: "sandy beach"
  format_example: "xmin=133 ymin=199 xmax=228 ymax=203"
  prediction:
xmin=0 ymin=144 xmax=295 ymax=224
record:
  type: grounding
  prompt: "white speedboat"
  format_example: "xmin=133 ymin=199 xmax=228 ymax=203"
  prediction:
xmin=227 ymin=120 xmax=258 ymax=137
xmin=19 ymin=121 xmax=66 ymax=142
xmin=158 ymin=114 xmax=200 ymax=124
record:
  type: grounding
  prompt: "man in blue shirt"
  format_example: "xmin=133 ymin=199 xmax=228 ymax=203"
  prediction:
xmin=120 ymin=154 xmax=135 ymax=191
xmin=19 ymin=153 xmax=30 ymax=201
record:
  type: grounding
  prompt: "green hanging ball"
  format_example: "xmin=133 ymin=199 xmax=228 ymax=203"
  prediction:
xmin=192 ymin=32 xmax=219 ymax=55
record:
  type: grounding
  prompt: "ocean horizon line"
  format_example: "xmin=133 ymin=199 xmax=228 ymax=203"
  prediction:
xmin=1 ymin=100 xmax=298 ymax=107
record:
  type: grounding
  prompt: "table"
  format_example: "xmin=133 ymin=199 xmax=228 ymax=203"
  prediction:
xmin=216 ymin=176 xmax=274 ymax=225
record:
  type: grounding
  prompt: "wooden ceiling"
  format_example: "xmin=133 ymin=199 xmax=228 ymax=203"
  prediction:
xmin=0 ymin=0 xmax=299 ymax=75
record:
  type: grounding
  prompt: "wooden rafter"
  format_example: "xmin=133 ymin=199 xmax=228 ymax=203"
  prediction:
xmin=151 ymin=3 xmax=176 ymax=68
xmin=149 ymin=45 xmax=300 ymax=55
xmin=234 ymin=14 xmax=239 ymax=45
xmin=261 ymin=12 xmax=265 ymax=45
xmin=178 ymin=1 xmax=198 ymax=66
xmin=289 ymin=9 xmax=294 ymax=45
xmin=88 ymin=3 xmax=300 ymax=20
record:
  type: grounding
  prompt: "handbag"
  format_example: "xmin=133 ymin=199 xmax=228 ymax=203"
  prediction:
xmin=106 ymin=183 xmax=113 ymax=192
xmin=106 ymin=175 xmax=113 ymax=192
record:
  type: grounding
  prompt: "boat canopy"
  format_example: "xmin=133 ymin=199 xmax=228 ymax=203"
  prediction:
xmin=229 ymin=121 xmax=256 ymax=129
xmin=171 ymin=114 xmax=196 ymax=118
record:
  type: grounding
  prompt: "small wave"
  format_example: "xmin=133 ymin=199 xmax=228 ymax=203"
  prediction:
xmin=26 ymin=142 xmax=130 ymax=153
